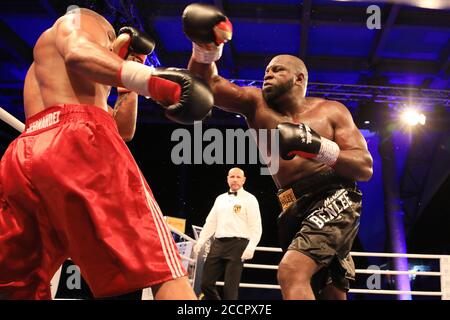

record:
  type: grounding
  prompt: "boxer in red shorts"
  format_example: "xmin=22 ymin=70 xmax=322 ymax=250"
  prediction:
xmin=0 ymin=8 xmax=213 ymax=300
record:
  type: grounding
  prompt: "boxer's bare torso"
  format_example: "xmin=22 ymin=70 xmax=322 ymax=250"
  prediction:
xmin=245 ymin=94 xmax=341 ymax=188
xmin=189 ymin=55 xmax=372 ymax=188
xmin=213 ymin=84 xmax=359 ymax=188
xmin=24 ymin=11 xmax=116 ymax=118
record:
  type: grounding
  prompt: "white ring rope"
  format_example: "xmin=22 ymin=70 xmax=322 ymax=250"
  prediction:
xmin=243 ymin=263 xmax=278 ymax=270
xmin=168 ymin=225 xmax=196 ymax=243
xmin=0 ymin=107 xmax=25 ymax=132
xmin=350 ymin=252 xmax=446 ymax=259
xmin=179 ymin=255 xmax=196 ymax=263
xmin=354 ymin=269 xmax=441 ymax=276
xmin=242 ymin=263 xmax=442 ymax=276
xmin=215 ymin=282 xmax=443 ymax=296
xmin=255 ymin=246 xmax=283 ymax=253
xmin=348 ymin=289 xmax=442 ymax=296
xmin=256 ymin=246 xmax=446 ymax=259
xmin=216 ymin=281 xmax=281 ymax=290
xmin=168 ymin=229 xmax=449 ymax=299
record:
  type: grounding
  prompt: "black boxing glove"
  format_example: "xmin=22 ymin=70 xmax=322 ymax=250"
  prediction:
xmin=118 ymin=62 xmax=213 ymax=124
xmin=113 ymin=27 xmax=155 ymax=93
xmin=182 ymin=3 xmax=232 ymax=64
xmin=277 ymin=122 xmax=340 ymax=167
xmin=115 ymin=26 xmax=155 ymax=63
xmin=158 ymin=68 xmax=213 ymax=124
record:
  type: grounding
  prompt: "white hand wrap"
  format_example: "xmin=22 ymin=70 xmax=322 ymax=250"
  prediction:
xmin=316 ymin=137 xmax=340 ymax=167
xmin=192 ymin=43 xmax=223 ymax=64
xmin=119 ymin=60 xmax=155 ymax=97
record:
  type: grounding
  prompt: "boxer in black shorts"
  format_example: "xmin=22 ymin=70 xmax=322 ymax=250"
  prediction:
xmin=183 ymin=4 xmax=373 ymax=299
xmin=277 ymin=171 xmax=362 ymax=296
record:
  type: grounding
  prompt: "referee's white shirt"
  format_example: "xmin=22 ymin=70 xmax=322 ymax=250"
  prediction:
xmin=198 ymin=188 xmax=262 ymax=253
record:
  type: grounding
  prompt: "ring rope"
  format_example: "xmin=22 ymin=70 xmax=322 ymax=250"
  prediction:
xmin=242 ymin=263 xmax=441 ymax=276
xmin=256 ymin=246 xmax=446 ymax=259
xmin=215 ymin=282 xmax=443 ymax=296
xmin=0 ymin=107 xmax=25 ymax=132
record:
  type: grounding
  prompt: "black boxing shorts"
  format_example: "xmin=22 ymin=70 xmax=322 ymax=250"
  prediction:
xmin=276 ymin=170 xmax=362 ymax=293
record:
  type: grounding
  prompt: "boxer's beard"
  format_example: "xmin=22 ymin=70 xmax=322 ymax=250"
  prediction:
xmin=262 ymin=79 xmax=295 ymax=105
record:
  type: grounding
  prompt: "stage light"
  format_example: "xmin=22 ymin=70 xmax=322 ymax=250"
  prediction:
xmin=333 ymin=0 xmax=450 ymax=10
xmin=408 ymin=265 xmax=430 ymax=281
xmin=401 ymin=109 xmax=426 ymax=126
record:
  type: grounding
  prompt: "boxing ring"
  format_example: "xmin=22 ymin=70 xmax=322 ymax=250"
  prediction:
xmin=1 ymin=107 xmax=449 ymax=300
xmin=48 ymin=225 xmax=450 ymax=300
xmin=170 ymin=226 xmax=450 ymax=300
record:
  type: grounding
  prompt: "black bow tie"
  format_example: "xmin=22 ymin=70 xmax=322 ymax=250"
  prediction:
xmin=228 ymin=191 xmax=237 ymax=196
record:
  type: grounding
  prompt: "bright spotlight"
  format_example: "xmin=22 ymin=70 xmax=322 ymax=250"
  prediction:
xmin=418 ymin=114 xmax=426 ymax=125
xmin=401 ymin=109 xmax=426 ymax=126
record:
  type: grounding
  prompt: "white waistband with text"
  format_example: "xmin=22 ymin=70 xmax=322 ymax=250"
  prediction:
xmin=26 ymin=111 xmax=61 ymax=133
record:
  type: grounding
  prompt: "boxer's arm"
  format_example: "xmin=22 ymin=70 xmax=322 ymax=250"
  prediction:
xmin=329 ymin=102 xmax=373 ymax=181
xmin=55 ymin=14 xmax=124 ymax=87
xmin=112 ymin=92 xmax=138 ymax=142
xmin=184 ymin=3 xmax=258 ymax=117
xmin=55 ymin=17 xmax=213 ymax=124
xmin=188 ymin=59 xmax=259 ymax=117
xmin=111 ymin=40 xmax=148 ymax=142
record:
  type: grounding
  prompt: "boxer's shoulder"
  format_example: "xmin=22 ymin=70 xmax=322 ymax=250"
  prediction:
xmin=317 ymin=98 xmax=348 ymax=110
xmin=307 ymin=98 xmax=351 ymax=120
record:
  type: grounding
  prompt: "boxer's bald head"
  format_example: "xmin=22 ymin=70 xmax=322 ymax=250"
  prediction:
xmin=273 ymin=55 xmax=308 ymax=79
xmin=65 ymin=7 xmax=116 ymax=40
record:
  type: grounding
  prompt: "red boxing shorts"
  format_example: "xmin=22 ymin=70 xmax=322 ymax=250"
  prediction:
xmin=0 ymin=104 xmax=186 ymax=299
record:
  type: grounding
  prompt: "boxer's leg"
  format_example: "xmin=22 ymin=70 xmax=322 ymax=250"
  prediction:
xmin=318 ymin=284 xmax=347 ymax=300
xmin=277 ymin=250 xmax=321 ymax=300
xmin=0 ymin=204 xmax=46 ymax=299
xmin=29 ymin=114 xmax=195 ymax=299
xmin=152 ymin=276 xmax=195 ymax=299
xmin=0 ymin=139 xmax=65 ymax=300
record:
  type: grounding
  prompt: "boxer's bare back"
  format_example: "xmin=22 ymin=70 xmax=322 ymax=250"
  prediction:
xmin=24 ymin=10 xmax=121 ymax=118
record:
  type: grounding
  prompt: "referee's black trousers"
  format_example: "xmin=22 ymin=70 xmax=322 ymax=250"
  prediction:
xmin=201 ymin=237 xmax=249 ymax=300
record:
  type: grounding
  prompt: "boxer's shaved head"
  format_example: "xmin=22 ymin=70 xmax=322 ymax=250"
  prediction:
xmin=272 ymin=55 xmax=308 ymax=82
xmin=65 ymin=7 xmax=116 ymax=39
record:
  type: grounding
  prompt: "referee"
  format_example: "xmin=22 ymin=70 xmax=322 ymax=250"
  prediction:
xmin=194 ymin=167 xmax=262 ymax=300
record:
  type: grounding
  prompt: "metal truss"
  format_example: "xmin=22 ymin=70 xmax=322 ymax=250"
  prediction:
xmin=229 ymin=80 xmax=450 ymax=107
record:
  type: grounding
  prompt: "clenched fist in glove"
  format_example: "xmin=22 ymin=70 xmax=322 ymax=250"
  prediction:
xmin=277 ymin=122 xmax=340 ymax=167
xmin=182 ymin=3 xmax=233 ymax=64
xmin=113 ymin=26 xmax=155 ymax=93
xmin=118 ymin=63 xmax=213 ymax=124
